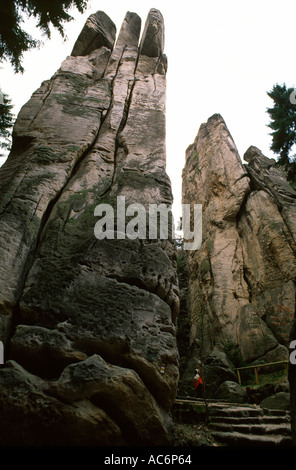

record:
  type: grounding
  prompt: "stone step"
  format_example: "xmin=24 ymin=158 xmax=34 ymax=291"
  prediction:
xmin=173 ymin=399 xmax=292 ymax=447
xmin=211 ymin=414 xmax=290 ymax=425
xmin=209 ymin=421 xmax=291 ymax=436
xmin=208 ymin=405 xmax=262 ymax=418
xmin=208 ymin=402 xmax=292 ymax=447
xmin=211 ymin=430 xmax=293 ymax=447
xmin=262 ymin=408 xmax=290 ymax=417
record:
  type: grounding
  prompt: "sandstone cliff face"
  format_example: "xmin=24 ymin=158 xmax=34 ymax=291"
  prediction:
xmin=0 ymin=10 xmax=179 ymax=445
xmin=182 ymin=114 xmax=296 ymax=379
xmin=289 ymin=320 xmax=296 ymax=444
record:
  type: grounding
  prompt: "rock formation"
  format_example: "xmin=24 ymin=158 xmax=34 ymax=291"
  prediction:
xmin=181 ymin=114 xmax=296 ymax=398
xmin=0 ymin=10 xmax=180 ymax=446
xmin=289 ymin=321 xmax=296 ymax=444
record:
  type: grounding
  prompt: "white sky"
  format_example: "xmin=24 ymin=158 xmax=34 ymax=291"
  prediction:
xmin=1 ymin=0 xmax=296 ymax=221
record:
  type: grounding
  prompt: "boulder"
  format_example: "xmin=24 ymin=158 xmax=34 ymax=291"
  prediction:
xmin=239 ymin=304 xmax=278 ymax=363
xmin=215 ymin=380 xmax=247 ymax=404
xmin=246 ymin=383 xmax=289 ymax=404
xmin=202 ymin=350 xmax=237 ymax=399
xmin=260 ymin=392 xmax=290 ymax=412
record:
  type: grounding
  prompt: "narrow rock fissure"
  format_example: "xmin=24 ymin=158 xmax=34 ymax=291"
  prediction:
xmin=30 ymin=79 xmax=53 ymax=126
xmin=242 ymin=266 xmax=252 ymax=303
xmin=98 ymin=76 xmax=137 ymax=201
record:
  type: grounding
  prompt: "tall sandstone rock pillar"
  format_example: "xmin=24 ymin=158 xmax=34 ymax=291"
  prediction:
xmin=0 ymin=10 xmax=179 ymax=445
xmin=182 ymin=114 xmax=296 ymax=400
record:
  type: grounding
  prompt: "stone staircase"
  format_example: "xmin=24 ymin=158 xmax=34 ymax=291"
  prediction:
xmin=173 ymin=398 xmax=293 ymax=447
xmin=208 ymin=403 xmax=292 ymax=447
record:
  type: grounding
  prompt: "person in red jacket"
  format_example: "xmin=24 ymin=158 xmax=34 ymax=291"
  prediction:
xmin=193 ymin=366 xmax=203 ymax=397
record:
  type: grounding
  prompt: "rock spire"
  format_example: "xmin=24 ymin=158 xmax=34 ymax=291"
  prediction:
xmin=0 ymin=9 xmax=179 ymax=445
xmin=182 ymin=114 xmax=296 ymax=391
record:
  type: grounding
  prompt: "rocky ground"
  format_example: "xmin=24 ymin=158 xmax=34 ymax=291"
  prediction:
xmin=173 ymin=423 xmax=221 ymax=447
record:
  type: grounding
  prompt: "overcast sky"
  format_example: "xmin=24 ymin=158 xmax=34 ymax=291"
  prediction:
xmin=1 ymin=0 xmax=296 ymax=220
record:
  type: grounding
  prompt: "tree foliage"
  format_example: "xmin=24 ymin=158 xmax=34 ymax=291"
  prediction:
xmin=0 ymin=93 xmax=14 ymax=157
xmin=267 ymin=83 xmax=296 ymax=185
xmin=0 ymin=0 xmax=88 ymax=73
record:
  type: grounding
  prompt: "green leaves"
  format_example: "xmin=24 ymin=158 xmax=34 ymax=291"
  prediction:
xmin=0 ymin=93 xmax=14 ymax=157
xmin=0 ymin=1 xmax=39 ymax=73
xmin=0 ymin=0 xmax=88 ymax=73
xmin=267 ymin=83 xmax=296 ymax=185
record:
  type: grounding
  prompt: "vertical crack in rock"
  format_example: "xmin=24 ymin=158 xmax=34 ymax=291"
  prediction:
xmin=181 ymin=114 xmax=296 ymax=400
xmin=0 ymin=10 xmax=179 ymax=446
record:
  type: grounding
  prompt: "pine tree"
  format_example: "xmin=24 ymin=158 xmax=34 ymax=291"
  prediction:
xmin=0 ymin=93 xmax=14 ymax=158
xmin=267 ymin=83 xmax=296 ymax=185
xmin=0 ymin=0 xmax=88 ymax=73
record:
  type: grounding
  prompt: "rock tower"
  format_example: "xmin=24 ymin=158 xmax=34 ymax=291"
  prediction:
xmin=0 ymin=10 xmax=179 ymax=445
xmin=182 ymin=114 xmax=296 ymax=395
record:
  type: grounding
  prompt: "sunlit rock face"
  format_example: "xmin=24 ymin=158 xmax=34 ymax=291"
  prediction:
xmin=0 ymin=9 xmax=179 ymax=446
xmin=182 ymin=114 xmax=296 ymax=393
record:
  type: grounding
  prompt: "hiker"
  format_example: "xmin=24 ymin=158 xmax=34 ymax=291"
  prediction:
xmin=193 ymin=366 xmax=203 ymax=397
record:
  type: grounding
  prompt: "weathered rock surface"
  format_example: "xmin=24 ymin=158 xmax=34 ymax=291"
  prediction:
xmin=0 ymin=9 xmax=179 ymax=445
xmin=202 ymin=350 xmax=238 ymax=398
xmin=181 ymin=114 xmax=296 ymax=392
xmin=71 ymin=11 xmax=117 ymax=56
xmin=182 ymin=115 xmax=250 ymax=356
xmin=215 ymin=380 xmax=247 ymax=404
xmin=260 ymin=392 xmax=290 ymax=412
xmin=289 ymin=320 xmax=296 ymax=444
